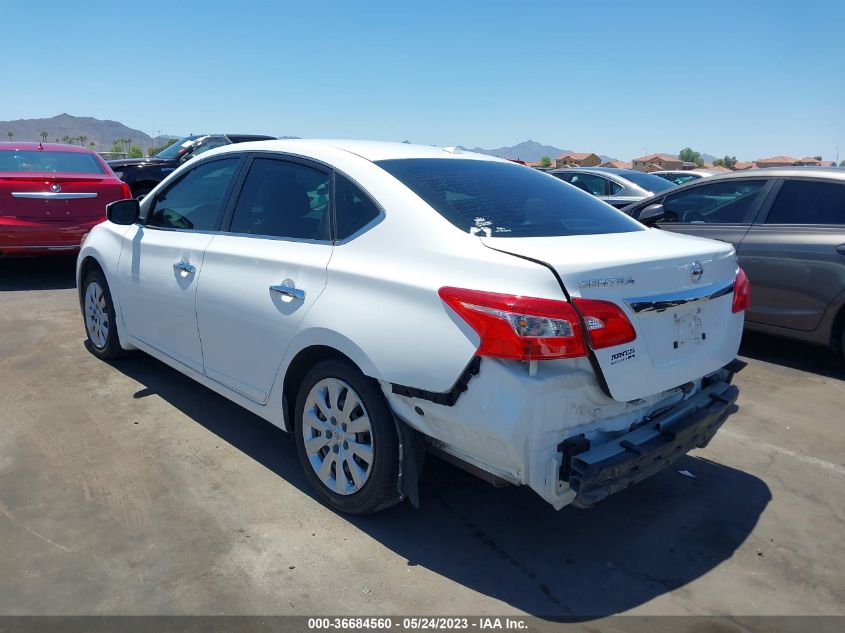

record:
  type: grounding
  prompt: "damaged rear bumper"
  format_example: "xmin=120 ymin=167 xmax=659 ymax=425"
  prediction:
xmin=561 ymin=378 xmax=739 ymax=506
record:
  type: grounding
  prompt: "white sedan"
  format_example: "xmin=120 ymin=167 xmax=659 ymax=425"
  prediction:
xmin=77 ymin=140 xmax=748 ymax=514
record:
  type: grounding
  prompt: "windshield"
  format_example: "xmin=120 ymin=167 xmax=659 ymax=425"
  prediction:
xmin=620 ymin=171 xmax=677 ymax=193
xmin=376 ymin=158 xmax=644 ymax=238
xmin=0 ymin=150 xmax=106 ymax=174
xmin=155 ymin=135 xmax=202 ymax=159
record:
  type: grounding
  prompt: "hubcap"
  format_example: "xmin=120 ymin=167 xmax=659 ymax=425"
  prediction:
xmin=84 ymin=281 xmax=109 ymax=349
xmin=302 ymin=377 xmax=374 ymax=496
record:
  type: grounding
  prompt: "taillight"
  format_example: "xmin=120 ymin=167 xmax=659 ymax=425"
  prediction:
xmin=732 ymin=267 xmax=750 ymax=313
xmin=120 ymin=183 xmax=132 ymax=200
xmin=438 ymin=287 xmax=586 ymax=360
xmin=571 ymin=298 xmax=637 ymax=349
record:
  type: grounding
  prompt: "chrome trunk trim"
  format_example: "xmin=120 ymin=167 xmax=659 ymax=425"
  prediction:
xmin=11 ymin=192 xmax=98 ymax=199
xmin=625 ymin=281 xmax=735 ymax=314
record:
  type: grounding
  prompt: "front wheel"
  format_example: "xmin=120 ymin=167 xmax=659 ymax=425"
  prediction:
xmin=82 ymin=269 xmax=125 ymax=360
xmin=294 ymin=359 xmax=401 ymax=514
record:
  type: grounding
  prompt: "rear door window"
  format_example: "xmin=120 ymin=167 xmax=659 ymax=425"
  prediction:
xmin=377 ymin=159 xmax=642 ymax=237
xmin=227 ymin=158 xmax=332 ymax=240
xmin=567 ymin=173 xmax=609 ymax=196
xmin=765 ymin=179 xmax=845 ymax=225
xmin=662 ymin=179 xmax=767 ymax=224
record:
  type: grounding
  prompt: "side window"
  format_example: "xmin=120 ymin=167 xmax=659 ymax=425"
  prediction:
xmin=766 ymin=180 xmax=845 ymax=225
xmin=335 ymin=175 xmax=381 ymax=240
xmin=662 ymin=179 xmax=767 ymax=224
xmin=191 ymin=136 xmax=230 ymax=159
xmin=148 ymin=158 xmax=240 ymax=230
xmin=568 ymin=173 xmax=608 ymax=196
xmin=672 ymin=173 xmax=699 ymax=185
xmin=607 ymin=180 xmax=622 ymax=195
xmin=228 ymin=158 xmax=331 ymax=240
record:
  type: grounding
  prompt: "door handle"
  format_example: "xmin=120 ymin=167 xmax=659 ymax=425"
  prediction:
xmin=270 ymin=284 xmax=305 ymax=301
xmin=836 ymin=244 xmax=845 ymax=256
xmin=173 ymin=260 xmax=196 ymax=274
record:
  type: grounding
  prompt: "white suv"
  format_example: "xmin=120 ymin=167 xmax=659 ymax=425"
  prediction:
xmin=77 ymin=140 xmax=748 ymax=514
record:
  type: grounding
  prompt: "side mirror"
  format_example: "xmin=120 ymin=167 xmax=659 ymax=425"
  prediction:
xmin=639 ymin=203 xmax=667 ymax=226
xmin=107 ymin=199 xmax=140 ymax=225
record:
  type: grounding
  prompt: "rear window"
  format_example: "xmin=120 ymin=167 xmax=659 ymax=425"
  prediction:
xmin=620 ymin=171 xmax=677 ymax=193
xmin=0 ymin=150 xmax=106 ymax=174
xmin=376 ymin=158 xmax=643 ymax=238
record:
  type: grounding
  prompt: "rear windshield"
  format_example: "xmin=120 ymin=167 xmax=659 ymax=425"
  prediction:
xmin=620 ymin=171 xmax=677 ymax=193
xmin=376 ymin=158 xmax=644 ymax=237
xmin=0 ymin=150 xmax=106 ymax=174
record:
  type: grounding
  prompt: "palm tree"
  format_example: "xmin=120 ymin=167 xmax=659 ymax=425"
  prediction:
xmin=78 ymin=135 xmax=88 ymax=147
xmin=40 ymin=130 xmax=49 ymax=143
xmin=62 ymin=135 xmax=72 ymax=144
xmin=89 ymin=142 xmax=96 ymax=150
xmin=6 ymin=131 xmax=13 ymax=142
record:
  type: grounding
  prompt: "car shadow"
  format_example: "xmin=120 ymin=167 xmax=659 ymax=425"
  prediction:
xmin=740 ymin=330 xmax=845 ymax=380
xmin=106 ymin=349 xmax=771 ymax=621
xmin=0 ymin=255 xmax=77 ymax=291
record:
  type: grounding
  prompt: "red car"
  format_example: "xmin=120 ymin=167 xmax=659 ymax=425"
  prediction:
xmin=0 ymin=142 xmax=131 ymax=256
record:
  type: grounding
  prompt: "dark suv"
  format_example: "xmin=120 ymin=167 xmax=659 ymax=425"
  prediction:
xmin=108 ymin=134 xmax=274 ymax=198
xmin=624 ymin=167 xmax=845 ymax=354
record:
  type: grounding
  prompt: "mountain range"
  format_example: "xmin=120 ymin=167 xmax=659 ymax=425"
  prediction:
xmin=0 ymin=114 xmax=175 ymax=150
xmin=1 ymin=114 xmax=716 ymax=163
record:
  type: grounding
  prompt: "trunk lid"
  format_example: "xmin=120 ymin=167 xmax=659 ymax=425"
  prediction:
xmin=0 ymin=172 xmax=126 ymax=221
xmin=482 ymin=229 xmax=743 ymax=402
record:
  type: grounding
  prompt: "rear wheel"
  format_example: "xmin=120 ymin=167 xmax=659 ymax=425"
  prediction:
xmin=294 ymin=359 xmax=401 ymax=514
xmin=82 ymin=269 xmax=125 ymax=360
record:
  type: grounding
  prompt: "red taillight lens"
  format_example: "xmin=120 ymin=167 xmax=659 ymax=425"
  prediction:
xmin=572 ymin=298 xmax=637 ymax=349
xmin=732 ymin=267 xmax=750 ymax=313
xmin=120 ymin=183 xmax=132 ymax=200
xmin=438 ymin=287 xmax=587 ymax=360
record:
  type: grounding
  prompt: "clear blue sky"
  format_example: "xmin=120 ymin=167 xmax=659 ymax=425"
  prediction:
xmin=1 ymin=0 xmax=842 ymax=161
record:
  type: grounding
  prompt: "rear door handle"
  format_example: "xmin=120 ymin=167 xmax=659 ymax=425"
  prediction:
xmin=836 ymin=244 xmax=845 ymax=256
xmin=270 ymin=284 xmax=305 ymax=301
xmin=173 ymin=260 xmax=196 ymax=274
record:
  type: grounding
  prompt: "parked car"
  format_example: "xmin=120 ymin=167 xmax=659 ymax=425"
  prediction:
xmin=0 ymin=142 xmax=131 ymax=257
xmin=625 ymin=167 xmax=845 ymax=354
xmin=78 ymin=140 xmax=746 ymax=514
xmin=550 ymin=166 xmax=676 ymax=208
xmin=653 ymin=170 xmax=718 ymax=186
xmin=108 ymin=134 xmax=275 ymax=199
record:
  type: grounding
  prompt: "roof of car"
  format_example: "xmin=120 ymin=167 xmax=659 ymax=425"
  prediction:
xmin=212 ymin=138 xmax=506 ymax=163
xmin=0 ymin=142 xmax=97 ymax=154
xmin=694 ymin=166 xmax=845 ymax=182
xmin=549 ymin=166 xmax=651 ymax=178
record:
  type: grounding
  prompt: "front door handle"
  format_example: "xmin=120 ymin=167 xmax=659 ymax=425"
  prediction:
xmin=836 ymin=244 xmax=845 ymax=256
xmin=173 ymin=260 xmax=196 ymax=274
xmin=270 ymin=284 xmax=305 ymax=301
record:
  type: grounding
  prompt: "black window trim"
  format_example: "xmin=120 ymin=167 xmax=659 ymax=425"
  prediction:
xmin=754 ymin=176 xmax=845 ymax=227
xmin=141 ymin=153 xmax=248 ymax=233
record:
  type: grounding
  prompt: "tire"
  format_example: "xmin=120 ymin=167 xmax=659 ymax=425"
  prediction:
xmin=294 ymin=359 xmax=401 ymax=514
xmin=82 ymin=269 xmax=126 ymax=360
